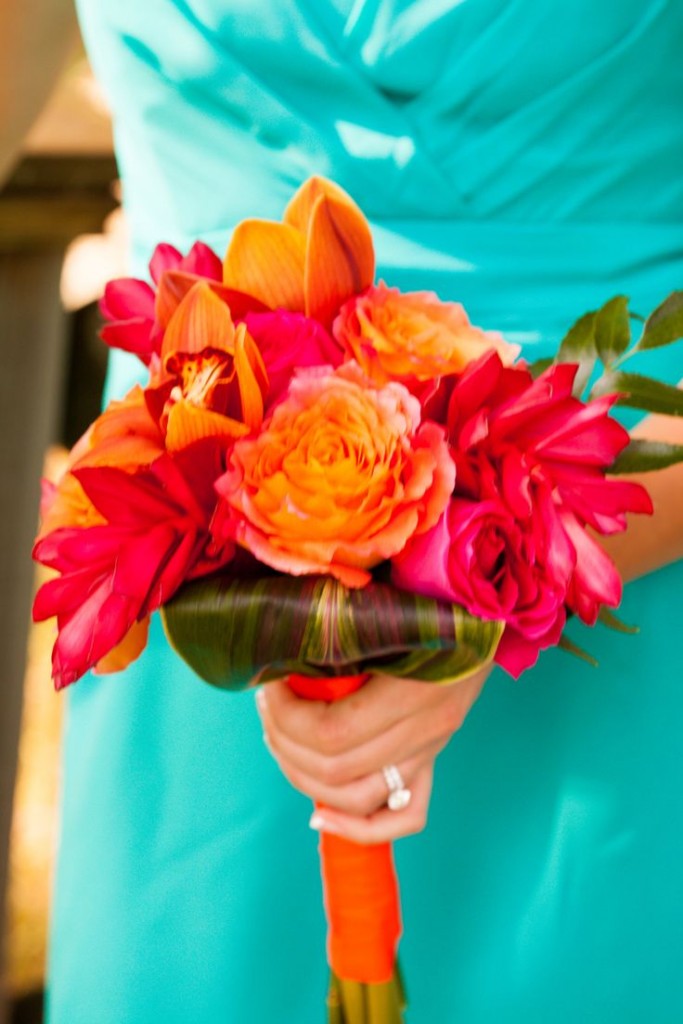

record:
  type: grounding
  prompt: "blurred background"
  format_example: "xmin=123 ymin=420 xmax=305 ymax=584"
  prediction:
xmin=0 ymin=36 xmax=123 ymax=1024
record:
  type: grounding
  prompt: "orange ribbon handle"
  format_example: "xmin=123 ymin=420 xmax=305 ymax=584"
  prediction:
xmin=288 ymin=673 xmax=402 ymax=985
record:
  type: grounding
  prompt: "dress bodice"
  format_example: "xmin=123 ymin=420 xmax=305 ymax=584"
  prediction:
xmin=78 ymin=0 xmax=682 ymax=238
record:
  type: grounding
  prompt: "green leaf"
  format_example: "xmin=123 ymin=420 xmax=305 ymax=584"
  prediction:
xmin=161 ymin=575 xmax=504 ymax=690
xmin=557 ymin=633 xmax=599 ymax=668
xmin=527 ymin=356 xmax=554 ymax=379
xmin=597 ymin=607 xmax=639 ymax=635
xmin=591 ymin=371 xmax=683 ymax=416
xmin=610 ymin=439 xmax=683 ymax=474
xmin=635 ymin=291 xmax=683 ymax=352
xmin=557 ymin=310 xmax=598 ymax=396
xmin=594 ymin=295 xmax=631 ymax=365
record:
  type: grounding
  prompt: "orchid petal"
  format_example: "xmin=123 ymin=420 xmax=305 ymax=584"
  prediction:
xmin=155 ymin=271 xmax=263 ymax=332
xmin=165 ymin=402 xmax=249 ymax=452
xmin=223 ymin=220 xmax=306 ymax=311
xmin=304 ymin=192 xmax=375 ymax=326
xmin=233 ymin=324 xmax=267 ymax=432
xmin=161 ymin=282 xmax=235 ymax=361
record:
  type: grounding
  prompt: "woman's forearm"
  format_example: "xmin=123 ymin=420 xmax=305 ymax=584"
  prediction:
xmin=0 ymin=0 xmax=78 ymax=185
xmin=601 ymin=409 xmax=683 ymax=583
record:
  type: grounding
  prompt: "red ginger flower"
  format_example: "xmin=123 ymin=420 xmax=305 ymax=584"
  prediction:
xmin=33 ymin=446 xmax=234 ymax=689
xmin=393 ymin=352 xmax=653 ymax=676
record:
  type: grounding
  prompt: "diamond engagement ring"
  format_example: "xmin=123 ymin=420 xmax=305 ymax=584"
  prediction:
xmin=382 ymin=764 xmax=412 ymax=812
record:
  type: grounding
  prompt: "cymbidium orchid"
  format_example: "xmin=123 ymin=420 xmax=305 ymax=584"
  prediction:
xmin=223 ymin=176 xmax=375 ymax=328
xmin=145 ymin=281 xmax=269 ymax=450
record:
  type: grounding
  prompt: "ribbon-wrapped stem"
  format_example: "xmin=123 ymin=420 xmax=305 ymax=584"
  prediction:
xmin=288 ymin=673 xmax=405 ymax=1024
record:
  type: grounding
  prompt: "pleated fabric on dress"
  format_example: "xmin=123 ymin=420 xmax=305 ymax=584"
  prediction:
xmin=49 ymin=3 xmax=683 ymax=1020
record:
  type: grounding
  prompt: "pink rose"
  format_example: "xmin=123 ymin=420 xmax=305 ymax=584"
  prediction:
xmin=243 ymin=310 xmax=344 ymax=408
xmin=445 ymin=352 xmax=652 ymax=629
xmin=392 ymin=498 xmax=566 ymax=677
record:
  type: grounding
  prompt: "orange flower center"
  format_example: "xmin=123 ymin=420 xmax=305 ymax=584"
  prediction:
xmin=166 ymin=348 xmax=236 ymax=408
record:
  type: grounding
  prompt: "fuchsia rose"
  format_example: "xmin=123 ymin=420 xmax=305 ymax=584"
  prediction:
xmin=393 ymin=498 xmax=567 ymax=677
xmin=393 ymin=351 xmax=653 ymax=676
xmin=243 ymin=310 xmax=344 ymax=408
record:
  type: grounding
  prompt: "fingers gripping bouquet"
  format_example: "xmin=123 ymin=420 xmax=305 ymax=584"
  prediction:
xmin=34 ymin=178 xmax=683 ymax=1023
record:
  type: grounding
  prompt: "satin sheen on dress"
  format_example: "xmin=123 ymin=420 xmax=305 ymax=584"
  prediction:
xmin=50 ymin=3 xmax=683 ymax=1021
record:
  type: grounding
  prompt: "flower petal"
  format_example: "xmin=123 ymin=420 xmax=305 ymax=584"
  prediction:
xmin=94 ymin=616 xmax=150 ymax=675
xmin=233 ymin=324 xmax=267 ymax=431
xmin=223 ymin=220 xmax=306 ymax=310
xmin=149 ymin=242 xmax=183 ymax=284
xmin=303 ymin=190 xmax=375 ymax=326
xmin=161 ymin=282 xmax=235 ymax=361
xmin=165 ymin=402 xmax=249 ymax=452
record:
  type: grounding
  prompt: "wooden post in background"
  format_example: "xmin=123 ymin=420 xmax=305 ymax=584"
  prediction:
xmin=0 ymin=154 xmax=117 ymax=1022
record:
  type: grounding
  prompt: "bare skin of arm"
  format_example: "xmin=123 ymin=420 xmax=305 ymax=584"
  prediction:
xmin=0 ymin=0 xmax=79 ymax=185
xmin=600 ymin=410 xmax=683 ymax=582
xmin=259 ymin=410 xmax=683 ymax=843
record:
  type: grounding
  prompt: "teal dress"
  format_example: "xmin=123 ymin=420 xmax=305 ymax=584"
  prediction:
xmin=50 ymin=3 xmax=683 ymax=1021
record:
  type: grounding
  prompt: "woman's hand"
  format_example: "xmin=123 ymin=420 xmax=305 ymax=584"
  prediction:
xmin=256 ymin=667 xmax=489 ymax=844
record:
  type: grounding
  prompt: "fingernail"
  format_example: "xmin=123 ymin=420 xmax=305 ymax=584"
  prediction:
xmin=309 ymin=812 xmax=342 ymax=835
xmin=255 ymin=688 xmax=266 ymax=711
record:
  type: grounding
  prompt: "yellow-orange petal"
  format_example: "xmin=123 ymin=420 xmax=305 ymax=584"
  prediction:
xmin=304 ymin=190 xmax=376 ymax=327
xmin=36 ymin=472 xmax=105 ymax=540
xmin=94 ymin=616 xmax=150 ymax=675
xmin=234 ymin=323 xmax=267 ymax=432
xmin=161 ymin=282 xmax=235 ymax=362
xmin=284 ymin=176 xmax=365 ymax=238
xmin=223 ymin=220 xmax=306 ymax=311
xmin=71 ymin=387 xmax=163 ymax=469
xmin=155 ymin=271 xmax=263 ymax=332
xmin=165 ymin=401 xmax=249 ymax=452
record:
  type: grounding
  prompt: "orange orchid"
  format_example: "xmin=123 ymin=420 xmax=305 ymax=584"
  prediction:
xmin=223 ymin=176 xmax=375 ymax=328
xmin=148 ymin=281 xmax=269 ymax=451
xmin=154 ymin=263 xmax=266 ymax=338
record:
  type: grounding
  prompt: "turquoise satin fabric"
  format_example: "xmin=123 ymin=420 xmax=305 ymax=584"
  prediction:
xmin=50 ymin=3 xmax=683 ymax=1021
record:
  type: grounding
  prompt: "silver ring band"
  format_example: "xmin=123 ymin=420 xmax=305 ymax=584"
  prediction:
xmin=382 ymin=764 xmax=412 ymax=812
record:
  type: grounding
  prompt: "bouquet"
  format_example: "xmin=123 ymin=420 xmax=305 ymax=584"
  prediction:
xmin=33 ymin=177 xmax=683 ymax=1023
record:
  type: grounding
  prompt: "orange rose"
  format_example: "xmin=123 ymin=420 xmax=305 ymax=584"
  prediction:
xmin=334 ymin=282 xmax=519 ymax=386
xmin=215 ymin=363 xmax=455 ymax=587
